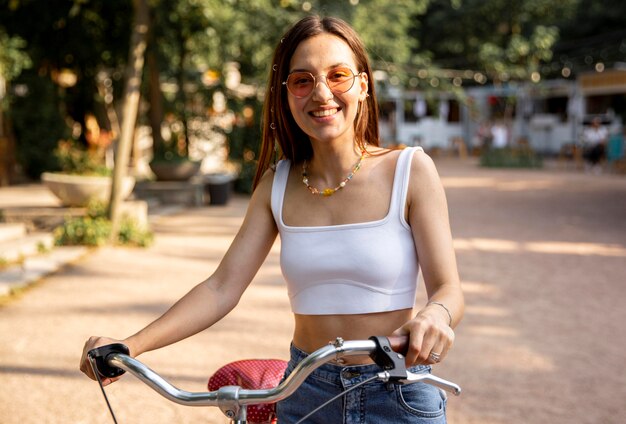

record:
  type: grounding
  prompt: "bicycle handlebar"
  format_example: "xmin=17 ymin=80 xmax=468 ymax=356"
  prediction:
xmin=90 ymin=336 xmax=460 ymax=419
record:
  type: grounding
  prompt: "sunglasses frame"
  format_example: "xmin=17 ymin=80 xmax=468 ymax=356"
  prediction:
xmin=282 ymin=67 xmax=361 ymax=98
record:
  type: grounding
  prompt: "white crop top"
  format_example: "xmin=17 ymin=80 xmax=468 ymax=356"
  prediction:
xmin=271 ymin=146 xmax=422 ymax=315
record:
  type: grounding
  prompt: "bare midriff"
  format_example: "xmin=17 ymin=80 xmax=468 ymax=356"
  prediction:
xmin=292 ymin=308 xmax=414 ymax=365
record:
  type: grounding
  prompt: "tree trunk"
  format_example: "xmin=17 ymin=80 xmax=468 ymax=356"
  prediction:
xmin=176 ymin=28 xmax=189 ymax=157
xmin=0 ymin=77 xmax=17 ymax=186
xmin=108 ymin=0 xmax=149 ymax=243
xmin=147 ymin=37 xmax=165 ymax=158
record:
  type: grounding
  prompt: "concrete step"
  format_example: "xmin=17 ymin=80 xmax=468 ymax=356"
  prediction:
xmin=0 ymin=246 xmax=88 ymax=296
xmin=1 ymin=207 xmax=83 ymax=232
xmin=0 ymin=232 xmax=55 ymax=264
xmin=0 ymin=222 xmax=27 ymax=243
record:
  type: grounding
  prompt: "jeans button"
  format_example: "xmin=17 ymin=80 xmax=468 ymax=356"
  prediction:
xmin=341 ymin=370 xmax=360 ymax=379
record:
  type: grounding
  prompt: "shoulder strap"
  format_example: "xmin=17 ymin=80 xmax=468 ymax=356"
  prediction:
xmin=271 ymin=159 xmax=291 ymax=226
xmin=393 ymin=146 xmax=422 ymax=223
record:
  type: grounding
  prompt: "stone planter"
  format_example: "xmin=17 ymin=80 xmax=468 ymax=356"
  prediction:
xmin=149 ymin=160 xmax=201 ymax=181
xmin=41 ymin=172 xmax=136 ymax=207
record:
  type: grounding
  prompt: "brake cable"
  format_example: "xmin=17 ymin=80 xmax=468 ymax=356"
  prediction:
xmin=88 ymin=344 xmax=129 ymax=424
xmin=294 ymin=336 xmax=409 ymax=424
xmin=88 ymin=355 xmax=119 ymax=424
xmin=294 ymin=374 xmax=379 ymax=424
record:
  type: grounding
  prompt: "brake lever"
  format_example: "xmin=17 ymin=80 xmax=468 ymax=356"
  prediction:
xmin=368 ymin=336 xmax=408 ymax=380
xmin=368 ymin=336 xmax=461 ymax=395
xmin=403 ymin=371 xmax=462 ymax=396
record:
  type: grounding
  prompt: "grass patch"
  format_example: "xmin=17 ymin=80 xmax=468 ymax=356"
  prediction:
xmin=54 ymin=201 xmax=153 ymax=247
xmin=480 ymin=147 xmax=543 ymax=168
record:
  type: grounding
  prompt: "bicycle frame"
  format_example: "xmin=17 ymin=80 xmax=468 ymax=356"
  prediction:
xmin=90 ymin=336 xmax=461 ymax=424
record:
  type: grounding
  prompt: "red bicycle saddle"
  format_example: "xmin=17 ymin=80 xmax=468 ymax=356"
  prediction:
xmin=208 ymin=359 xmax=288 ymax=424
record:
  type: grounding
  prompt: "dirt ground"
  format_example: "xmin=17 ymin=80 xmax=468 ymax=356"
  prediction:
xmin=0 ymin=157 xmax=625 ymax=423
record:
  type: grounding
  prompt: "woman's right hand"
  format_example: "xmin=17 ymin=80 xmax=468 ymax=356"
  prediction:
xmin=79 ymin=336 xmax=130 ymax=386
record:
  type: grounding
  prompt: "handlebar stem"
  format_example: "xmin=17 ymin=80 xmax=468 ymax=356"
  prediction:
xmin=217 ymin=386 xmax=245 ymax=422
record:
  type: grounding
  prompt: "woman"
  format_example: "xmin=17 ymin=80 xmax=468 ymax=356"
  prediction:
xmin=80 ymin=15 xmax=464 ymax=423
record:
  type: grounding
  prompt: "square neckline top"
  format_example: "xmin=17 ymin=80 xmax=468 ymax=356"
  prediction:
xmin=272 ymin=146 xmax=423 ymax=232
xmin=270 ymin=146 xmax=423 ymax=315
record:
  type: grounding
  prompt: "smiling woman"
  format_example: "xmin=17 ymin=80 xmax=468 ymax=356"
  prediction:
xmin=255 ymin=16 xmax=379 ymax=171
xmin=80 ymin=15 xmax=464 ymax=424
xmin=282 ymin=33 xmax=368 ymax=154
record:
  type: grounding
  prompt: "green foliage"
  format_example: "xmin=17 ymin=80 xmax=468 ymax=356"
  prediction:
xmin=413 ymin=0 xmax=578 ymax=83
xmin=478 ymin=25 xmax=559 ymax=81
xmin=36 ymin=241 xmax=50 ymax=254
xmin=1 ymin=1 xmax=132 ymax=76
xmin=1 ymin=0 xmax=131 ymax=178
xmin=227 ymin=100 xmax=262 ymax=193
xmin=117 ymin=218 xmax=154 ymax=247
xmin=54 ymin=201 xmax=153 ymax=247
xmin=480 ymin=147 xmax=543 ymax=168
xmin=0 ymin=29 xmax=31 ymax=81
xmin=9 ymin=71 xmax=69 ymax=179
xmin=54 ymin=139 xmax=111 ymax=176
xmin=54 ymin=215 xmax=112 ymax=247
xmin=1 ymin=0 xmax=619 ymax=182
xmin=353 ymin=0 xmax=428 ymax=66
xmin=150 ymin=115 xmax=196 ymax=164
xmin=553 ymin=0 xmax=626 ymax=77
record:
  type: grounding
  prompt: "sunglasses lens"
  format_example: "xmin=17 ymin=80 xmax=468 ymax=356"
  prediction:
xmin=287 ymin=73 xmax=315 ymax=97
xmin=326 ymin=67 xmax=355 ymax=92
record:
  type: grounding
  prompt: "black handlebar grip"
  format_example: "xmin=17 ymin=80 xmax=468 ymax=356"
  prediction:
xmin=88 ymin=343 xmax=130 ymax=378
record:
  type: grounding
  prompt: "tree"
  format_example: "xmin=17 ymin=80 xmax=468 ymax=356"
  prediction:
xmin=149 ymin=0 xmax=213 ymax=159
xmin=0 ymin=29 xmax=31 ymax=185
xmin=0 ymin=0 xmax=132 ymax=179
xmin=411 ymin=0 xmax=579 ymax=85
xmin=108 ymin=0 xmax=149 ymax=242
xmin=553 ymin=0 xmax=626 ymax=77
xmin=3 ymin=0 xmax=619 ymax=187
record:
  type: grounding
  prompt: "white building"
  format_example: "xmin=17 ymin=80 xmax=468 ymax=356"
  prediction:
xmin=378 ymin=69 xmax=626 ymax=156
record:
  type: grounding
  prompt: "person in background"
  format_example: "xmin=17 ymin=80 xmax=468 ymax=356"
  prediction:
xmin=80 ymin=15 xmax=464 ymax=423
xmin=583 ymin=116 xmax=608 ymax=172
xmin=490 ymin=120 xmax=508 ymax=149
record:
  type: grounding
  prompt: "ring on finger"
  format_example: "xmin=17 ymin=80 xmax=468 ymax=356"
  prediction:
xmin=429 ymin=352 xmax=441 ymax=363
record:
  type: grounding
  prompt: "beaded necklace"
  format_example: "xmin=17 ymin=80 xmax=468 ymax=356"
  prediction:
xmin=301 ymin=146 xmax=367 ymax=197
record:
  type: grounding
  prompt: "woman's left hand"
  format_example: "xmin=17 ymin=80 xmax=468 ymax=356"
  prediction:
xmin=392 ymin=305 xmax=455 ymax=366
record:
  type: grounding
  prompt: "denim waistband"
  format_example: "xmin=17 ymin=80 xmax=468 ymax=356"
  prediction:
xmin=288 ymin=343 xmax=431 ymax=387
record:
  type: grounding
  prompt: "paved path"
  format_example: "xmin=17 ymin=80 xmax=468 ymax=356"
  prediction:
xmin=0 ymin=159 xmax=625 ymax=423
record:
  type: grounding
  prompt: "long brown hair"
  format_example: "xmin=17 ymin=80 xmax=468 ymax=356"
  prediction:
xmin=253 ymin=15 xmax=380 ymax=189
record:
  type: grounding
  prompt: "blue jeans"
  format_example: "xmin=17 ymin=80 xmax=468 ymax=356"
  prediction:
xmin=276 ymin=344 xmax=447 ymax=424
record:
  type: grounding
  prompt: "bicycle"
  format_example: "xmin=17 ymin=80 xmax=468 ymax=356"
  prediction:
xmin=89 ymin=335 xmax=461 ymax=424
